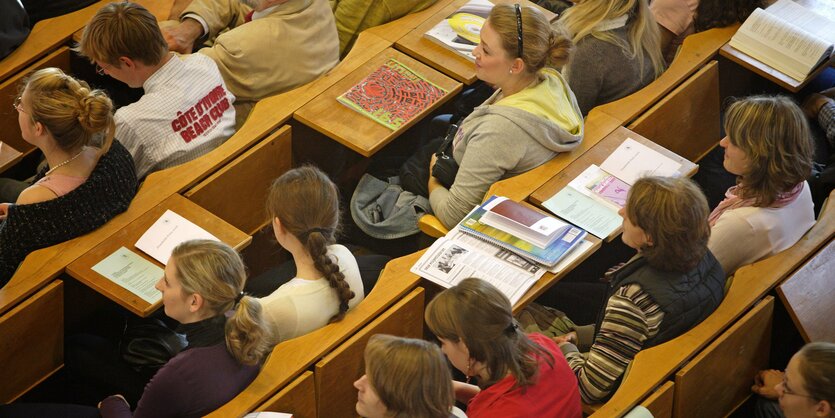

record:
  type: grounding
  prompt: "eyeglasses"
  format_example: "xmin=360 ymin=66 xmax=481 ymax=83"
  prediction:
xmin=13 ymin=95 xmax=37 ymax=121
xmin=514 ymin=3 xmax=524 ymax=58
xmin=781 ymin=376 xmax=816 ymax=399
xmin=95 ymin=64 xmax=106 ymax=75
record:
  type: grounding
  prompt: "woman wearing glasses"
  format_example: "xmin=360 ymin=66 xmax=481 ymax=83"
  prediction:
xmin=558 ymin=0 xmax=665 ymax=115
xmin=426 ymin=4 xmax=583 ymax=230
xmin=0 ymin=67 xmax=136 ymax=286
xmin=752 ymin=342 xmax=835 ymax=418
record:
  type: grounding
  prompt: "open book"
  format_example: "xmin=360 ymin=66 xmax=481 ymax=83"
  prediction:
xmin=543 ymin=138 xmax=682 ymax=239
xmin=424 ymin=0 xmax=493 ymax=61
xmin=729 ymin=0 xmax=835 ymax=82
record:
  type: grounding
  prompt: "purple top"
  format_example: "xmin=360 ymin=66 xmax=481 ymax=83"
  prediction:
xmin=99 ymin=342 xmax=259 ymax=418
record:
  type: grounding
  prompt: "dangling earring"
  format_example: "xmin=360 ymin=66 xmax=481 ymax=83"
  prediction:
xmin=465 ymin=358 xmax=474 ymax=384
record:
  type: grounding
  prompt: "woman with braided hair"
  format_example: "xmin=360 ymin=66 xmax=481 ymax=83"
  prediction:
xmin=258 ymin=165 xmax=364 ymax=342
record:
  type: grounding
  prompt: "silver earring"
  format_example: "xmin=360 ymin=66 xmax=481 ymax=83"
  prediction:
xmin=509 ymin=69 xmax=513 ymax=74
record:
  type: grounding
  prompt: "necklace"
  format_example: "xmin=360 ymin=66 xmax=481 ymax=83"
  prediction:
xmin=45 ymin=149 xmax=85 ymax=176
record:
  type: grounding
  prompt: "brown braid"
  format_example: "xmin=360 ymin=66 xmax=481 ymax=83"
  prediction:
xmin=306 ymin=231 xmax=355 ymax=323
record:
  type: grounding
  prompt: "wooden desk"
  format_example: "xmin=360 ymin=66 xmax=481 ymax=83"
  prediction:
xmin=529 ymin=126 xmax=698 ymax=241
xmin=720 ymin=0 xmax=835 ymax=92
xmin=294 ymin=47 xmax=462 ymax=157
xmin=0 ymin=142 xmax=22 ymax=175
xmin=395 ymin=0 xmax=556 ymax=84
xmin=777 ymin=238 xmax=835 ymax=342
xmin=66 ymin=194 xmax=251 ymax=317
xmin=367 ymin=0 xmax=458 ymax=44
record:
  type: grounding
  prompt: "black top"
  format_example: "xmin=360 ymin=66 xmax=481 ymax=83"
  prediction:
xmin=0 ymin=0 xmax=29 ymax=59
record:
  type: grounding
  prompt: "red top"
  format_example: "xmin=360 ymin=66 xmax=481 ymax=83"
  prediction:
xmin=466 ymin=333 xmax=583 ymax=418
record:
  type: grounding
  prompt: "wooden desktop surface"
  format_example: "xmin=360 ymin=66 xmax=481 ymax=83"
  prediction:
xmin=0 ymin=142 xmax=22 ymax=175
xmin=66 ymin=193 xmax=251 ymax=317
xmin=720 ymin=0 xmax=835 ymax=92
xmin=529 ymin=126 xmax=698 ymax=241
xmin=395 ymin=0 xmax=557 ymax=85
xmin=294 ymin=47 xmax=462 ymax=157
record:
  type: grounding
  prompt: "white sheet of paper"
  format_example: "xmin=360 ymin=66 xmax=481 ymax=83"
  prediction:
xmin=600 ymin=138 xmax=682 ymax=185
xmin=542 ymin=187 xmax=622 ymax=239
xmin=135 ymin=210 xmax=219 ymax=265
xmin=92 ymin=246 xmax=163 ymax=304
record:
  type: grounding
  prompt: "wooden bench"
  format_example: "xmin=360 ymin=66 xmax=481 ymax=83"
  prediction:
xmin=777 ymin=238 xmax=835 ymax=343
xmin=588 ymin=191 xmax=835 ymax=417
xmin=206 ymin=253 xmax=425 ymax=417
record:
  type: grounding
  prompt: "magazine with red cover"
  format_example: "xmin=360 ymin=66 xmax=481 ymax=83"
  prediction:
xmin=337 ymin=59 xmax=448 ymax=130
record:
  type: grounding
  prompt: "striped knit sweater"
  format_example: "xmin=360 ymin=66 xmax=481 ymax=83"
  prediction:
xmin=561 ymin=283 xmax=664 ymax=403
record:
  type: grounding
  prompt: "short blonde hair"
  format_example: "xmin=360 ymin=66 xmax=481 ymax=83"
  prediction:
xmin=488 ymin=4 xmax=573 ymax=72
xmin=76 ymin=2 xmax=167 ymax=66
xmin=171 ymin=240 xmax=273 ymax=365
xmin=625 ymin=177 xmax=710 ymax=272
xmin=22 ymin=67 xmax=114 ymax=154
xmin=364 ymin=334 xmax=454 ymax=418
xmin=724 ymin=95 xmax=815 ymax=207
xmin=559 ymin=0 xmax=664 ymax=78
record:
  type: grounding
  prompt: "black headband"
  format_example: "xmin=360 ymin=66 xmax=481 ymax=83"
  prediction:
xmin=515 ymin=4 xmax=524 ymax=58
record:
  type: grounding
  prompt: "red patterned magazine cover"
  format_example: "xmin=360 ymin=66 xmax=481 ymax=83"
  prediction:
xmin=337 ymin=59 xmax=448 ymax=130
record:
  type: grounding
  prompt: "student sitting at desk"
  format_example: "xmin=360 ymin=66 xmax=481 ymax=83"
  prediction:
xmin=76 ymin=2 xmax=237 ymax=181
xmin=426 ymin=278 xmax=583 ymax=418
xmin=558 ymin=0 xmax=665 ymax=115
xmin=355 ymin=334 xmax=464 ymax=418
xmin=0 ymin=240 xmax=271 ymax=417
xmin=708 ymin=95 xmax=816 ymax=276
xmin=254 ymin=166 xmax=365 ymax=342
xmin=553 ymin=177 xmax=724 ymax=403
xmin=651 ymin=0 xmax=761 ymax=61
xmin=0 ymin=68 xmax=137 ymax=286
xmin=426 ymin=4 xmax=583 ymax=230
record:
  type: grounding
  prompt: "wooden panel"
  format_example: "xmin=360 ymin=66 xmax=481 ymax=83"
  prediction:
xmin=315 ymin=288 xmax=425 ymax=418
xmin=0 ymin=46 xmax=70 ymax=154
xmin=257 ymin=371 xmax=317 ymax=418
xmin=185 ymin=125 xmax=292 ymax=235
xmin=642 ymin=381 xmax=675 ymax=418
xmin=674 ymin=297 xmax=774 ymax=418
xmin=777 ymin=239 xmax=835 ymax=342
xmin=66 ymin=194 xmax=251 ymax=317
xmin=294 ymin=48 xmax=462 ymax=157
xmin=0 ymin=281 xmax=63 ymax=402
xmin=628 ymin=61 xmax=720 ymax=162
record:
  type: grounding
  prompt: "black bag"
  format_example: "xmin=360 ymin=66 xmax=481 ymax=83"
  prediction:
xmin=431 ymin=121 xmax=460 ymax=189
xmin=119 ymin=318 xmax=188 ymax=373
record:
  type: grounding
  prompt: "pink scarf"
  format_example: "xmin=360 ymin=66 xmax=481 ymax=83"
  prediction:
xmin=708 ymin=182 xmax=805 ymax=227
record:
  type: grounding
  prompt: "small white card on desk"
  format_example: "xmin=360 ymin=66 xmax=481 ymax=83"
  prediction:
xmin=92 ymin=246 xmax=163 ymax=304
xmin=600 ymin=138 xmax=682 ymax=185
xmin=135 ymin=209 xmax=219 ymax=265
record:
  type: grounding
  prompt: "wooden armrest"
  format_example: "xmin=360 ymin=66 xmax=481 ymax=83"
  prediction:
xmin=418 ymin=214 xmax=448 ymax=238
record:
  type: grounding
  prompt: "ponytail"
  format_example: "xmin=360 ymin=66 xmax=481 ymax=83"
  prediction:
xmin=226 ymin=296 xmax=272 ymax=365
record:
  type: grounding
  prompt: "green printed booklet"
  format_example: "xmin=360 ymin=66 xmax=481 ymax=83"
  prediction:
xmin=337 ymin=59 xmax=447 ymax=130
xmin=459 ymin=196 xmax=587 ymax=267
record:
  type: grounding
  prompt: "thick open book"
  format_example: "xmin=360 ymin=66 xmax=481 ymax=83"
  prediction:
xmin=424 ymin=0 xmax=493 ymax=61
xmin=729 ymin=0 xmax=835 ymax=82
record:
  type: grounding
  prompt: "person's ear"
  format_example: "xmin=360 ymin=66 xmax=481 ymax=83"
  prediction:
xmin=510 ymin=57 xmax=525 ymax=75
xmin=189 ymin=293 xmax=204 ymax=313
xmin=814 ymin=400 xmax=831 ymax=417
xmin=644 ymin=232 xmax=654 ymax=247
xmin=118 ymin=56 xmax=136 ymax=70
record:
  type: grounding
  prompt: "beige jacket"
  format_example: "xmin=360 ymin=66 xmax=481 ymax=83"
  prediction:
xmin=330 ymin=0 xmax=437 ymax=56
xmin=184 ymin=0 xmax=339 ymax=121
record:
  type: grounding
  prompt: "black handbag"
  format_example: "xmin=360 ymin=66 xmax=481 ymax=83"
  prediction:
xmin=431 ymin=121 xmax=461 ymax=189
xmin=119 ymin=318 xmax=188 ymax=373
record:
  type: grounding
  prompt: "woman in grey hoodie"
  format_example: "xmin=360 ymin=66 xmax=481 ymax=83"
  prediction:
xmin=428 ymin=4 xmax=584 ymax=229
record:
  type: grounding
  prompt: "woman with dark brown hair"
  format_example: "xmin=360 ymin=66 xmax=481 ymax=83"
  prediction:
xmin=257 ymin=166 xmax=364 ymax=342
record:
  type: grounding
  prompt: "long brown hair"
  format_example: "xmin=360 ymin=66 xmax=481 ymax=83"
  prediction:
xmin=723 ymin=95 xmax=815 ymax=207
xmin=266 ymin=166 xmax=354 ymax=323
xmin=425 ymin=278 xmax=554 ymax=389
xmin=171 ymin=240 xmax=272 ymax=365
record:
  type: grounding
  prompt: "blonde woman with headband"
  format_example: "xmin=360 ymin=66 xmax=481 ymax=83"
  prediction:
xmin=558 ymin=0 xmax=665 ymax=115
xmin=355 ymin=334 xmax=463 ymax=418
xmin=425 ymin=278 xmax=582 ymax=418
xmin=425 ymin=4 xmax=583 ymax=229
xmin=0 ymin=67 xmax=137 ymax=286
xmin=708 ymin=95 xmax=816 ymax=275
